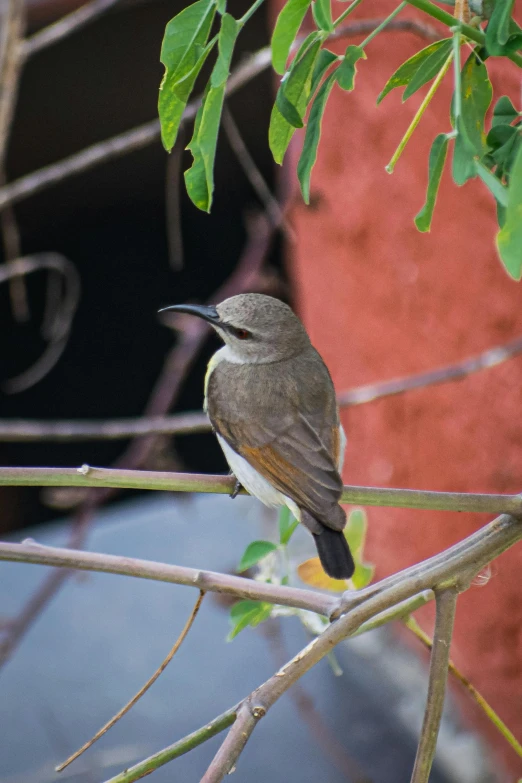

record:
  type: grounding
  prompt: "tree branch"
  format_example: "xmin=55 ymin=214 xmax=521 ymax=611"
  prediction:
xmin=0 ymin=539 xmax=335 ymax=616
xmin=410 ymin=589 xmax=458 ymax=783
xmin=1 ymin=466 xmax=522 ymax=516
xmin=201 ymin=703 xmax=262 ymax=782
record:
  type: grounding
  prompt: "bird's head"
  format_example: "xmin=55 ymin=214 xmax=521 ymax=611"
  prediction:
xmin=159 ymin=293 xmax=310 ymax=363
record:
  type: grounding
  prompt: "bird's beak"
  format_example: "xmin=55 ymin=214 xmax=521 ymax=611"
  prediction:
xmin=158 ymin=303 xmax=221 ymax=324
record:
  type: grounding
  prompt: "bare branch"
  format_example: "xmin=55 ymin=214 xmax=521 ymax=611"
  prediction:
xmin=0 ymin=18 xmax=438 ymax=212
xmin=1 ymin=466 xmax=522 ymax=516
xmin=410 ymin=589 xmax=458 ymax=783
xmin=0 ymin=540 xmax=336 ymax=616
xmin=338 ymin=334 xmax=522 ymax=407
xmin=22 ymin=0 xmax=122 ymax=60
xmin=57 ymin=591 xmax=205 ymax=772
xmin=202 ymin=703 xmax=262 ymax=782
xmin=3 ymin=330 xmax=522 ymax=438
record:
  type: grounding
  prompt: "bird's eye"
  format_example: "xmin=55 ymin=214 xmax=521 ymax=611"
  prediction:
xmin=235 ymin=328 xmax=250 ymax=340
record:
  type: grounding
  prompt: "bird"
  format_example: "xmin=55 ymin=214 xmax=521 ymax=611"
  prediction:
xmin=159 ymin=293 xmax=354 ymax=579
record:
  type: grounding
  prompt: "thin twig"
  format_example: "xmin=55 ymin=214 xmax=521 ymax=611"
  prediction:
xmin=337 ymin=334 xmax=522 ymax=407
xmin=22 ymin=0 xmax=122 ymax=60
xmin=1 ymin=466 xmax=522 ymax=516
xmin=103 ymin=706 xmax=238 ymax=783
xmin=222 ymin=106 xmax=287 ymax=233
xmin=0 ymin=18 xmax=438 ymax=212
xmin=56 ymin=591 xmax=205 ymax=772
xmin=410 ymin=589 xmax=458 ymax=783
xmin=404 ymin=616 xmax=522 ymax=759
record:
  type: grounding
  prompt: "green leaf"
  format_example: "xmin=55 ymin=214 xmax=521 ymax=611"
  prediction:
xmin=297 ymin=70 xmax=337 ymax=203
xmin=159 ymin=39 xmax=215 ymax=151
xmin=158 ymin=0 xmax=216 ymax=151
xmin=497 ymin=142 xmax=522 ymax=279
xmin=377 ymin=39 xmax=451 ymax=104
xmin=351 ymin=562 xmax=375 ymax=590
xmin=227 ymin=600 xmax=273 ymax=640
xmin=336 ymin=45 xmax=365 ymax=91
xmin=485 ymin=0 xmax=516 ymax=52
xmin=269 ymin=40 xmax=322 ymax=164
xmin=276 ymin=90 xmax=304 ymax=127
xmin=271 ymin=0 xmax=313 ymax=75
xmin=310 ymin=48 xmax=338 ymax=95
xmin=492 ymin=95 xmax=519 ymax=127
xmin=184 ymin=14 xmax=239 ymax=211
xmin=312 ymin=0 xmax=333 ymax=32
xmin=211 ymin=13 xmax=239 ymax=87
xmin=402 ymin=39 xmax=453 ymax=101
xmin=415 ymin=133 xmax=450 ymax=232
xmin=475 ymin=161 xmax=509 ymax=206
xmin=458 ymin=53 xmax=492 ymax=156
xmin=216 ymin=0 xmax=226 ymax=13
xmin=278 ymin=506 xmax=299 ymax=545
xmin=237 ymin=540 xmax=278 ymax=572
xmin=293 ymin=31 xmax=322 ymax=64
xmin=487 ymin=123 xmax=517 ymax=150
xmin=452 ymin=120 xmax=476 ymax=186
xmin=344 ymin=508 xmax=367 ymax=554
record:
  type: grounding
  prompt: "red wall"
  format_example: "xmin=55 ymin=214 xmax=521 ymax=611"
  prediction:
xmin=281 ymin=2 xmax=522 ymax=774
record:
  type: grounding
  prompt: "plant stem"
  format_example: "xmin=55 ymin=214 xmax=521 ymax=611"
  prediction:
xmin=351 ymin=590 xmax=434 ymax=636
xmin=333 ymin=0 xmax=365 ymax=31
xmin=410 ymin=588 xmax=458 ymax=783
xmin=406 ymin=0 xmax=522 ymax=68
xmin=405 ymin=616 xmax=522 ymax=759
xmin=386 ymin=51 xmax=453 ymax=174
xmin=452 ymin=26 xmax=462 ymax=123
xmin=103 ymin=707 xmax=237 ymax=783
xmin=360 ymin=2 xmax=407 ymax=48
xmin=238 ymin=0 xmax=266 ymax=27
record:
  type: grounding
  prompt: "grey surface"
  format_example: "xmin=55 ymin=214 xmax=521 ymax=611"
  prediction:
xmin=0 ymin=493 xmax=485 ymax=783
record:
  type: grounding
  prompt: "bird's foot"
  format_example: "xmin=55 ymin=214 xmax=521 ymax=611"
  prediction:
xmin=230 ymin=478 xmax=243 ymax=499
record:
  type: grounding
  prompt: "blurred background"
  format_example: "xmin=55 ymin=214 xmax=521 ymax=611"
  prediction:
xmin=1 ymin=0 xmax=522 ymax=779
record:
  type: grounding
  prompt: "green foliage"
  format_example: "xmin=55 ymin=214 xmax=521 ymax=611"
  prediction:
xmin=271 ymin=0 xmax=313 ymax=74
xmin=415 ymin=133 xmax=450 ymax=232
xmin=227 ymin=600 xmax=273 ymax=640
xmin=377 ymin=39 xmax=451 ymax=103
xmin=278 ymin=506 xmax=299 ymax=545
xmin=237 ymin=540 xmax=278 ymax=572
xmin=343 ymin=508 xmax=374 ymax=589
xmin=157 ymin=0 xmax=522 ymax=274
xmin=336 ymin=45 xmax=365 ymax=91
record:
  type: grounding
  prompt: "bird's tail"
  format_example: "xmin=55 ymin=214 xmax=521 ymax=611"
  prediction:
xmin=312 ymin=527 xmax=355 ymax=580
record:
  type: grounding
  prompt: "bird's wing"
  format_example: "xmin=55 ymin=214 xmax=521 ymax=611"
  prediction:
xmin=210 ymin=408 xmax=345 ymax=530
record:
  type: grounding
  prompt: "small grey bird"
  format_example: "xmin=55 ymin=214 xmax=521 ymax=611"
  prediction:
xmin=160 ymin=293 xmax=354 ymax=579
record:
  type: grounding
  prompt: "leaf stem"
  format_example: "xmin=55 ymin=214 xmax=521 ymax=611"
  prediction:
xmin=451 ymin=25 xmax=462 ymax=124
xmin=360 ymin=2 xmax=407 ymax=48
xmin=385 ymin=51 xmax=453 ymax=174
xmin=238 ymin=0 xmax=265 ymax=27
xmin=333 ymin=0 xmax=365 ymax=31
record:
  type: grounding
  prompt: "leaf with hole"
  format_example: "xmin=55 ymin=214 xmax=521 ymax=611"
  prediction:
xmin=269 ymin=40 xmax=322 ymax=164
xmin=415 ymin=133 xmax=450 ymax=232
xmin=497 ymin=142 xmax=522 ymax=279
xmin=237 ymin=540 xmax=278 ymax=572
xmin=159 ymin=39 xmax=216 ymax=151
xmin=377 ymin=39 xmax=451 ymax=104
xmin=336 ymin=45 xmax=365 ymax=91
xmin=227 ymin=600 xmax=273 ymax=640
xmin=298 ymin=69 xmax=337 ymax=202
xmin=158 ymin=0 xmax=216 ymax=151
xmin=271 ymin=0 xmax=313 ymax=75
